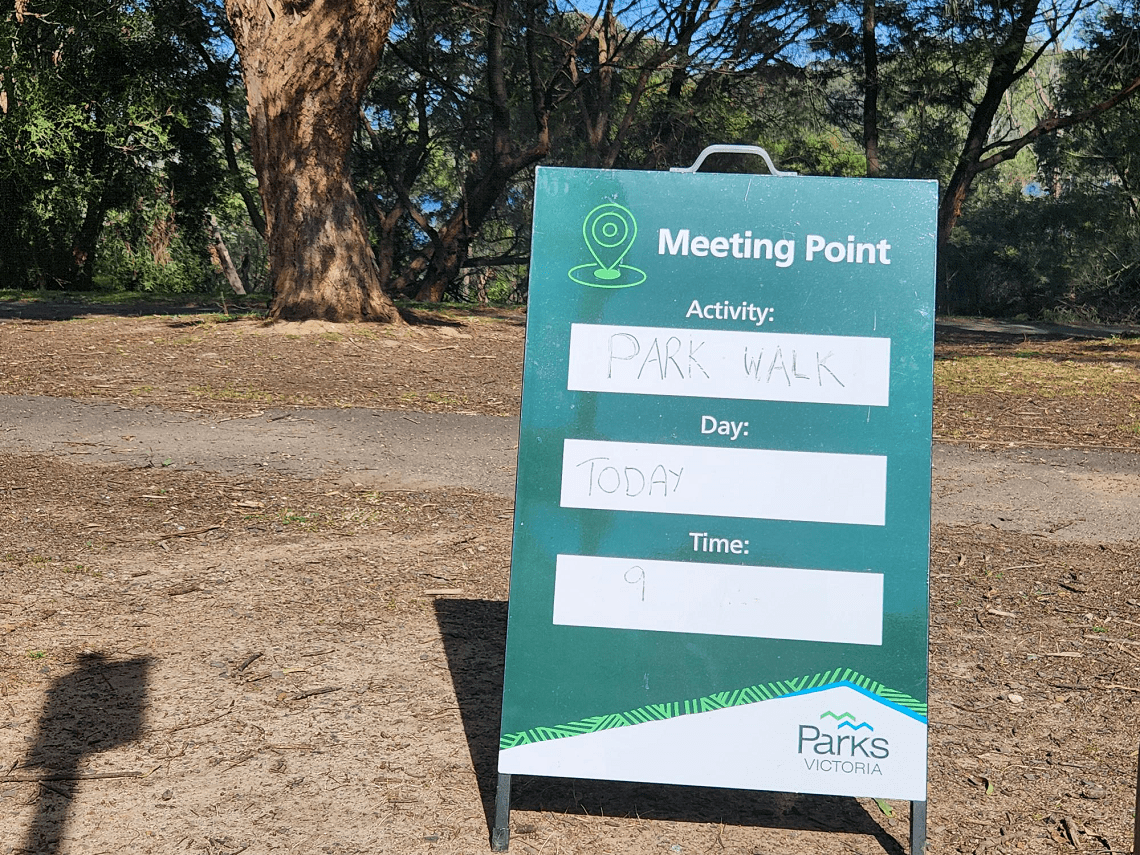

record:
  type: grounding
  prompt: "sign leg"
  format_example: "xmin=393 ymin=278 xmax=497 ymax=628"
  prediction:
xmin=1133 ymin=741 xmax=1139 ymax=855
xmin=491 ymin=773 xmax=511 ymax=851
xmin=910 ymin=800 xmax=927 ymax=854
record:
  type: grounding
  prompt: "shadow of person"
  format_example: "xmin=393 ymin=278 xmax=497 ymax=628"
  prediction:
xmin=433 ymin=598 xmax=906 ymax=855
xmin=18 ymin=653 xmax=151 ymax=854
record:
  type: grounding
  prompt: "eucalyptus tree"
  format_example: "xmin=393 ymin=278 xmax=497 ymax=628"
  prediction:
xmin=555 ymin=0 xmax=789 ymax=170
xmin=1050 ymin=4 xmax=1140 ymax=206
xmin=810 ymin=0 xmax=916 ymax=176
xmin=360 ymin=0 xmax=603 ymax=303
xmin=922 ymin=0 xmax=1140 ymax=311
xmin=627 ymin=0 xmax=831 ymax=171
xmin=357 ymin=0 xmax=832 ymax=303
xmin=222 ymin=0 xmax=402 ymax=322
xmin=1030 ymin=4 xmax=1140 ymax=315
xmin=802 ymin=0 xmax=1140 ymax=311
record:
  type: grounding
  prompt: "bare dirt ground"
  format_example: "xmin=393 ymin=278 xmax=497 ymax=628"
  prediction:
xmin=1 ymin=305 xmax=1139 ymax=855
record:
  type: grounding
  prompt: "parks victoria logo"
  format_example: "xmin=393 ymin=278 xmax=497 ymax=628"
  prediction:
xmin=568 ymin=202 xmax=647 ymax=288
xmin=798 ymin=711 xmax=889 ymax=778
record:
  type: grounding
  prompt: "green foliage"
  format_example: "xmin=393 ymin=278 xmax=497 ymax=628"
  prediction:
xmin=942 ymin=2 xmax=1140 ymax=322
xmin=6 ymin=0 xmax=1140 ymax=318
xmin=946 ymin=177 xmax=1140 ymax=322
xmin=944 ymin=185 xmax=1057 ymax=316
xmin=0 ymin=0 xmax=231 ymax=291
xmin=767 ymin=130 xmax=867 ymax=177
xmin=93 ymin=196 xmax=212 ymax=292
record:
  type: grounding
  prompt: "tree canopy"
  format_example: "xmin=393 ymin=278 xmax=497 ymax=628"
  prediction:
xmin=5 ymin=0 xmax=1140 ymax=319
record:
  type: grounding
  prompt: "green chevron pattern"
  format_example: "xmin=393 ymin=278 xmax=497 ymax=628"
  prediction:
xmin=500 ymin=668 xmax=926 ymax=750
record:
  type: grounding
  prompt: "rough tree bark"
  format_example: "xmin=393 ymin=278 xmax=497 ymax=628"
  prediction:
xmin=861 ymin=0 xmax=880 ymax=177
xmin=223 ymin=0 xmax=401 ymax=323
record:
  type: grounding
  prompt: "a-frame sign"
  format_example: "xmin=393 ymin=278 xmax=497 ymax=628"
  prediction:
xmin=496 ymin=160 xmax=936 ymax=852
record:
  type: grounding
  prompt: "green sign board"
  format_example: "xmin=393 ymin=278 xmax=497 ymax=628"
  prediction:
xmin=499 ymin=166 xmax=936 ymax=801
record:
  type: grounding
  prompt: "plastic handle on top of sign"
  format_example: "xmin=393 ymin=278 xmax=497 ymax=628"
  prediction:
xmin=669 ymin=144 xmax=798 ymax=176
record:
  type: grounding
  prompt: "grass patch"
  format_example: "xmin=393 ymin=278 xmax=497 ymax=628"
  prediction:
xmin=0 ymin=288 xmax=268 ymax=318
xmin=189 ymin=384 xmax=275 ymax=403
xmin=936 ymin=353 xmax=1138 ymax=397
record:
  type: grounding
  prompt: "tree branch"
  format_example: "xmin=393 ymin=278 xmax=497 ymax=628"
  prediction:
xmin=976 ymin=73 xmax=1140 ymax=172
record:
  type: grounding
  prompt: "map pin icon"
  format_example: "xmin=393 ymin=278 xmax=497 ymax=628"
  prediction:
xmin=583 ymin=203 xmax=637 ymax=281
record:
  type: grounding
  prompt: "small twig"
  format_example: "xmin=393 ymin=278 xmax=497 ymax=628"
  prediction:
xmin=948 ymin=701 xmax=996 ymax=713
xmin=222 ymin=752 xmax=255 ymax=772
xmin=158 ymin=524 xmax=223 ymax=540
xmin=1085 ymin=634 xmax=1140 ymax=646
xmin=234 ymin=651 xmax=263 ymax=672
xmin=1115 ymin=644 xmax=1140 ymax=664
xmin=168 ymin=701 xmax=235 ymax=733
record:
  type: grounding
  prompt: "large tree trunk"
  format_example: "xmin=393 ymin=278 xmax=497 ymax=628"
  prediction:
xmin=861 ymin=0 xmax=880 ymax=177
xmin=935 ymin=165 xmax=974 ymax=314
xmin=223 ymin=0 xmax=401 ymax=323
xmin=934 ymin=0 xmax=1040 ymax=314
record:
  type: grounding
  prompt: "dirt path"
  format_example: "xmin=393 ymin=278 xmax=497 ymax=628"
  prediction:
xmin=933 ymin=444 xmax=1140 ymax=543
xmin=5 ymin=394 xmax=1139 ymax=541
xmin=2 ymin=395 xmax=520 ymax=496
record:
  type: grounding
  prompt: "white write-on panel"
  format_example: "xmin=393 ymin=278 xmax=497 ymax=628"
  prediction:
xmin=553 ymin=554 xmax=884 ymax=645
xmin=567 ymin=323 xmax=891 ymax=406
xmin=561 ymin=439 xmax=887 ymax=526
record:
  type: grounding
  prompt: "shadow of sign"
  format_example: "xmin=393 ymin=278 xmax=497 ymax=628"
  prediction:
xmin=434 ymin=598 xmax=906 ymax=854
xmin=433 ymin=598 xmax=508 ymax=832
xmin=17 ymin=653 xmax=151 ymax=854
